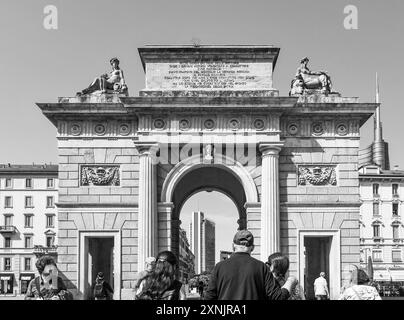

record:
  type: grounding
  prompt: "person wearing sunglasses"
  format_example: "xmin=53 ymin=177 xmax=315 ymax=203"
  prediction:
xmin=25 ymin=255 xmax=73 ymax=300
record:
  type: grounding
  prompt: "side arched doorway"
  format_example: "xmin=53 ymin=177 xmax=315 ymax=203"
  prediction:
xmin=159 ymin=155 xmax=260 ymax=275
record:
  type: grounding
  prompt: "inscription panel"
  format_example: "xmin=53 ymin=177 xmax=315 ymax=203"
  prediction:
xmin=146 ymin=62 xmax=273 ymax=90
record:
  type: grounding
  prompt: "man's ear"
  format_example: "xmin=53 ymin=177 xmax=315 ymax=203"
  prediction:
xmin=232 ymin=243 xmax=235 ymax=252
xmin=251 ymin=245 xmax=255 ymax=252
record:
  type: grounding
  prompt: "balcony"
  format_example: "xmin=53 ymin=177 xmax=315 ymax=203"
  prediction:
xmin=373 ymin=236 xmax=383 ymax=243
xmin=33 ymin=245 xmax=58 ymax=257
xmin=0 ymin=226 xmax=17 ymax=234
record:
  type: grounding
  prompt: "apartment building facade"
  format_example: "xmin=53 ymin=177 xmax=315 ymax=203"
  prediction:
xmin=0 ymin=164 xmax=58 ymax=295
xmin=359 ymin=165 xmax=404 ymax=282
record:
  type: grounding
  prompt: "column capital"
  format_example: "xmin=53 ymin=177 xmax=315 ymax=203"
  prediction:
xmin=134 ymin=142 xmax=159 ymax=156
xmin=157 ymin=202 xmax=175 ymax=210
xmin=259 ymin=142 xmax=284 ymax=156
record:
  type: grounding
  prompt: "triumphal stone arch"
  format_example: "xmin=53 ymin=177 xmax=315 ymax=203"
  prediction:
xmin=38 ymin=46 xmax=376 ymax=300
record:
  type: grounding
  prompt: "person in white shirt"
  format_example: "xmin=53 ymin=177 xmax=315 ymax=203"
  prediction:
xmin=314 ymin=272 xmax=329 ymax=300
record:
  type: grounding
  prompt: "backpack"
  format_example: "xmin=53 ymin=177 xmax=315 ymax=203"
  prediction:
xmin=94 ymin=282 xmax=105 ymax=298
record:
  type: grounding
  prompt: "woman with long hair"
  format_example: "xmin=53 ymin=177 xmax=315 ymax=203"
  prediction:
xmin=267 ymin=252 xmax=305 ymax=300
xmin=136 ymin=251 xmax=186 ymax=300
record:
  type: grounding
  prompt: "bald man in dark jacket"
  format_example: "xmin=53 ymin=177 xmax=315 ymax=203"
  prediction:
xmin=204 ymin=230 xmax=296 ymax=300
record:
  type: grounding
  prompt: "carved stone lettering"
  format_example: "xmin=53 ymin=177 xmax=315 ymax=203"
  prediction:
xmin=146 ymin=62 xmax=272 ymax=91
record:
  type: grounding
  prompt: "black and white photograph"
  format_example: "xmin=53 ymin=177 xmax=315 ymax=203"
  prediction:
xmin=0 ymin=0 xmax=403 ymax=315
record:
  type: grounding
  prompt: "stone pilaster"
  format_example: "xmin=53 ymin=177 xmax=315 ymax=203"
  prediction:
xmin=157 ymin=202 xmax=174 ymax=253
xmin=171 ymin=219 xmax=182 ymax=258
xmin=135 ymin=143 xmax=159 ymax=271
xmin=259 ymin=143 xmax=283 ymax=261
xmin=245 ymin=202 xmax=261 ymax=260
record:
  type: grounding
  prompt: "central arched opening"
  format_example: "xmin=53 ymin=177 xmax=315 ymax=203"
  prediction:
xmin=180 ymin=191 xmax=239 ymax=269
xmin=169 ymin=165 xmax=249 ymax=282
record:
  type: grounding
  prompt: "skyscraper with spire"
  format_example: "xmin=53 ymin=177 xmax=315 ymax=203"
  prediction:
xmin=359 ymin=73 xmax=390 ymax=170
xmin=359 ymin=74 xmax=404 ymax=285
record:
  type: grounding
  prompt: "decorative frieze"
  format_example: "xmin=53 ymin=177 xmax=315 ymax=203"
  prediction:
xmin=298 ymin=165 xmax=337 ymax=186
xmin=80 ymin=166 xmax=120 ymax=186
xmin=139 ymin=114 xmax=280 ymax=133
xmin=281 ymin=118 xmax=359 ymax=137
xmin=58 ymin=120 xmax=136 ymax=137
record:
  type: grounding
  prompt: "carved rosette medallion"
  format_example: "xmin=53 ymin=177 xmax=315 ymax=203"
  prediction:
xmin=94 ymin=123 xmax=107 ymax=136
xmin=204 ymin=119 xmax=216 ymax=130
xmin=298 ymin=166 xmax=337 ymax=186
xmin=229 ymin=119 xmax=240 ymax=131
xmin=81 ymin=166 xmax=120 ymax=186
xmin=311 ymin=122 xmax=324 ymax=136
xmin=119 ymin=123 xmax=131 ymax=136
xmin=336 ymin=122 xmax=348 ymax=136
xmin=179 ymin=119 xmax=191 ymax=131
xmin=70 ymin=123 xmax=82 ymax=136
xmin=153 ymin=119 xmax=166 ymax=130
xmin=253 ymin=118 xmax=265 ymax=131
xmin=287 ymin=122 xmax=299 ymax=135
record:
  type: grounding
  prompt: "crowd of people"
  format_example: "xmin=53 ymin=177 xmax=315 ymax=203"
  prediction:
xmin=24 ymin=229 xmax=382 ymax=301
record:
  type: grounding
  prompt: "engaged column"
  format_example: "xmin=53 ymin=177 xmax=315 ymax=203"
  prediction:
xmin=259 ymin=143 xmax=283 ymax=261
xmin=135 ymin=143 xmax=159 ymax=271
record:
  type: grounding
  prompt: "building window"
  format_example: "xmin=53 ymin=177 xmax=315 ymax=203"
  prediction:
xmin=4 ymin=215 xmax=13 ymax=226
xmin=392 ymin=250 xmax=402 ymax=262
xmin=47 ymin=178 xmax=54 ymax=188
xmin=46 ymin=215 xmax=55 ymax=228
xmin=46 ymin=236 xmax=54 ymax=247
xmin=393 ymin=184 xmax=399 ymax=196
xmin=25 ymin=178 xmax=32 ymax=188
xmin=393 ymin=225 xmax=400 ymax=240
xmin=373 ymin=250 xmax=382 ymax=262
xmin=25 ymin=196 xmax=33 ymax=208
xmin=46 ymin=196 xmax=54 ymax=208
xmin=393 ymin=203 xmax=399 ymax=216
xmin=373 ymin=202 xmax=380 ymax=216
xmin=4 ymin=258 xmax=11 ymax=271
xmin=4 ymin=237 xmax=11 ymax=248
xmin=5 ymin=178 xmax=12 ymax=188
xmin=24 ymin=215 xmax=33 ymax=228
xmin=373 ymin=184 xmax=379 ymax=196
xmin=24 ymin=258 xmax=31 ymax=271
xmin=373 ymin=224 xmax=381 ymax=238
xmin=24 ymin=236 xmax=33 ymax=249
xmin=4 ymin=196 xmax=12 ymax=208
